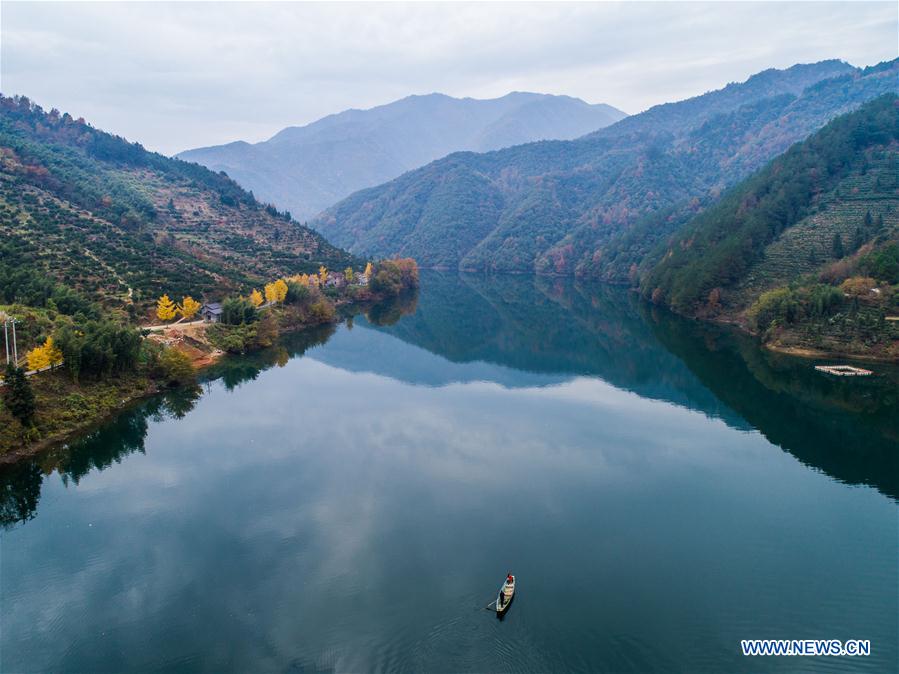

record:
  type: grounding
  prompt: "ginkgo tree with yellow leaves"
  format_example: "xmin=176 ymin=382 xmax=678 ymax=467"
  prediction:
xmin=319 ymin=266 xmax=328 ymax=285
xmin=26 ymin=336 xmax=64 ymax=371
xmin=179 ymin=296 xmax=202 ymax=320
xmin=264 ymin=279 xmax=289 ymax=304
xmin=156 ymin=294 xmax=177 ymax=321
xmin=249 ymin=289 xmax=263 ymax=307
xmin=274 ymin=279 xmax=288 ymax=302
xmin=364 ymin=262 xmax=373 ymax=278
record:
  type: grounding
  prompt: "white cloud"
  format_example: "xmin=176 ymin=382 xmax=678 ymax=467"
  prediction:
xmin=1 ymin=1 xmax=895 ymax=154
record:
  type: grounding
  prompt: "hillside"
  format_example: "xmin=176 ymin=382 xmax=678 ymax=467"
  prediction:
xmin=177 ymin=92 xmax=626 ymax=221
xmin=312 ymin=59 xmax=897 ymax=273
xmin=0 ymin=95 xmax=354 ymax=314
xmin=642 ymin=94 xmax=899 ymax=359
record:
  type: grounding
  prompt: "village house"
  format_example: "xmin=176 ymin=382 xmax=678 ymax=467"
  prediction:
xmin=200 ymin=302 xmax=223 ymax=323
xmin=325 ymin=272 xmax=346 ymax=288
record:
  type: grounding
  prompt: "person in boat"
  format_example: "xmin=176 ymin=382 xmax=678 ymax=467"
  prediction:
xmin=498 ymin=573 xmax=514 ymax=609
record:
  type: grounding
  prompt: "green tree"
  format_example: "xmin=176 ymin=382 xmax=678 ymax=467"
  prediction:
xmin=2 ymin=364 xmax=35 ymax=427
xmin=832 ymin=233 xmax=844 ymax=259
xmin=221 ymin=297 xmax=257 ymax=325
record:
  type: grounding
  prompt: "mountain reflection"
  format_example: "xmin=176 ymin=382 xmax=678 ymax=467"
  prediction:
xmin=346 ymin=272 xmax=899 ymax=500
xmin=1 ymin=272 xmax=895 ymax=529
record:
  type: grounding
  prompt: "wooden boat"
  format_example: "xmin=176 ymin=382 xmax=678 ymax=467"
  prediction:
xmin=496 ymin=574 xmax=515 ymax=613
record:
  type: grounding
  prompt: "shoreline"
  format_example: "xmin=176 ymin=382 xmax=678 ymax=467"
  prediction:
xmin=0 ymin=378 xmax=163 ymax=466
xmin=762 ymin=342 xmax=899 ymax=363
xmin=0 ymin=284 xmax=418 ymax=466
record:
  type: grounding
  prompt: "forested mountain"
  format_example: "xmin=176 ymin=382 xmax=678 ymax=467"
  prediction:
xmin=0 ymin=95 xmax=354 ymax=314
xmin=177 ymin=92 xmax=626 ymax=221
xmin=313 ymin=60 xmax=897 ymax=274
xmin=641 ymin=94 xmax=899 ymax=359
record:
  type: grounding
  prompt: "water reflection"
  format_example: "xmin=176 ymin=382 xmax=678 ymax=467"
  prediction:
xmin=351 ymin=273 xmax=899 ymax=500
xmin=0 ymin=388 xmax=203 ymax=529
xmin=2 ymin=273 xmax=896 ymax=531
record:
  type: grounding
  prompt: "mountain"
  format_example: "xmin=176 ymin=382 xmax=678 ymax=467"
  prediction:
xmin=177 ymin=92 xmax=626 ymax=221
xmin=312 ymin=60 xmax=898 ymax=274
xmin=641 ymin=94 xmax=899 ymax=359
xmin=0 ymin=95 xmax=354 ymax=314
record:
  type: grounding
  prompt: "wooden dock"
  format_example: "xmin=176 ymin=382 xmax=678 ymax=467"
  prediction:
xmin=814 ymin=364 xmax=873 ymax=377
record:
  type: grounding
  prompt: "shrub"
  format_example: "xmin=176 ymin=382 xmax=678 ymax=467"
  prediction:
xmin=284 ymin=281 xmax=311 ymax=306
xmin=155 ymin=347 xmax=195 ymax=386
xmin=369 ymin=258 xmax=420 ymax=296
xmin=748 ymin=287 xmax=799 ymax=332
xmin=309 ymin=300 xmax=336 ymax=323
xmin=860 ymin=242 xmax=899 ymax=283
xmin=840 ymin=276 xmax=878 ymax=298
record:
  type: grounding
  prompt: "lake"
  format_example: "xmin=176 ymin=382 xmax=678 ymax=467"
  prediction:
xmin=2 ymin=272 xmax=897 ymax=673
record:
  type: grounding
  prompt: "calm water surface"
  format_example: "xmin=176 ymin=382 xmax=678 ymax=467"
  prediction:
xmin=2 ymin=273 xmax=897 ymax=672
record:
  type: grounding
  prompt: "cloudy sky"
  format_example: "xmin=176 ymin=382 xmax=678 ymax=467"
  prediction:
xmin=1 ymin=2 xmax=896 ymax=155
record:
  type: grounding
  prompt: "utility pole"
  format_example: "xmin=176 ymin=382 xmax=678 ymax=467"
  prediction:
xmin=11 ymin=318 xmax=17 ymax=365
xmin=3 ymin=316 xmax=8 ymax=365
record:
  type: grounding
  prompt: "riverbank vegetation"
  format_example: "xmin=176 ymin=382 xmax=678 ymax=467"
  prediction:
xmin=0 ymin=259 xmax=418 ymax=459
xmin=205 ymin=259 xmax=419 ymax=354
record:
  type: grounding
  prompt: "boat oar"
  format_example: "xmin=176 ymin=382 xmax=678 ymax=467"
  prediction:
xmin=483 ymin=599 xmax=497 ymax=611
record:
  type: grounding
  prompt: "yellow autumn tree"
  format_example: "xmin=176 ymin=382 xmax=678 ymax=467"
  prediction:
xmin=319 ymin=266 xmax=328 ymax=284
xmin=180 ymin=296 xmax=201 ymax=320
xmin=273 ymin=279 xmax=288 ymax=302
xmin=364 ymin=262 xmax=373 ymax=278
xmin=264 ymin=282 xmax=278 ymax=304
xmin=249 ymin=289 xmax=263 ymax=307
xmin=27 ymin=336 xmax=63 ymax=371
xmin=344 ymin=267 xmax=355 ymax=282
xmin=156 ymin=294 xmax=177 ymax=321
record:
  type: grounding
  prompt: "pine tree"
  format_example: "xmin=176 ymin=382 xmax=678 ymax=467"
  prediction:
xmin=852 ymin=226 xmax=864 ymax=252
xmin=832 ymin=233 xmax=844 ymax=259
xmin=3 ymin=364 xmax=35 ymax=427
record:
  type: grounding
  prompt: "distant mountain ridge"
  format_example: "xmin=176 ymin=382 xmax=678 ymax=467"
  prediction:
xmin=178 ymin=92 xmax=626 ymax=221
xmin=312 ymin=59 xmax=898 ymax=275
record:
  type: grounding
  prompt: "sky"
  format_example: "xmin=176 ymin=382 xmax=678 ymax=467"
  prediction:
xmin=1 ymin=2 xmax=896 ymax=156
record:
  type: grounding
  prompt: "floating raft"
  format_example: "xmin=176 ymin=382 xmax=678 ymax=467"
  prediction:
xmin=814 ymin=364 xmax=873 ymax=377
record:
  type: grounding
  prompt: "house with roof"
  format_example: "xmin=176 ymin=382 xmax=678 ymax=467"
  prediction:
xmin=325 ymin=272 xmax=346 ymax=288
xmin=200 ymin=302 xmax=223 ymax=323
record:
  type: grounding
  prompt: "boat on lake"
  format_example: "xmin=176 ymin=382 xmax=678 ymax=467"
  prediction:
xmin=496 ymin=574 xmax=515 ymax=614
